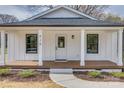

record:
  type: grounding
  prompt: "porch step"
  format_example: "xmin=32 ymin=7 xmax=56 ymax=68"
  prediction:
xmin=50 ymin=69 xmax=73 ymax=74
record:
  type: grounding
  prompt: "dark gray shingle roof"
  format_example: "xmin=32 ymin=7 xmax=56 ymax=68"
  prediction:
xmin=0 ymin=18 xmax=124 ymax=27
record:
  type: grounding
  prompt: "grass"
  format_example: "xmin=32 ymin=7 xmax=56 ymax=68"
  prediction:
xmin=0 ymin=69 xmax=63 ymax=88
xmin=0 ymin=68 xmax=10 ymax=76
xmin=110 ymin=72 xmax=124 ymax=78
xmin=0 ymin=80 xmax=63 ymax=88
xmin=18 ymin=70 xmax=36 ymax=78
xmin=88 ymin=71 xmax=101 ymax=78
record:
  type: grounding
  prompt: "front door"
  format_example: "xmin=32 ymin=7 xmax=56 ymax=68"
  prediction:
xmin=55 ymin=34 xmax=67 ymax=60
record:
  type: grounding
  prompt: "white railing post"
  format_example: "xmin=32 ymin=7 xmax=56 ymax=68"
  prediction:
xmin=118 ymin=29 xmax=123 ymax=66
xmin=38 ymin=30 xmax=43 ymax=66
xmin=0 ymin=31 xmax=5 ymax=66
xmin=80 ymin=29 xmax=85 ymax=66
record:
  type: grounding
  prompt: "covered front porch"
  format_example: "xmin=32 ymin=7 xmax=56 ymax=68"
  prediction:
xmin=0 ymin=27 xmax=123 ymax=68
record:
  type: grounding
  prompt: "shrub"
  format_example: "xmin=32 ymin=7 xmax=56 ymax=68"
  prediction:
xmin=110 ymin=72 xmax=124 ymax=78
xmin=101 ymin=72 xmax=110 ymax=75
xmin=0 ymin=68 xmax=11 ymax=76
xmin=18 ymin=70 xmax=36 ymax=78
xmin=88 ymin=71 xmax=101 ymax=78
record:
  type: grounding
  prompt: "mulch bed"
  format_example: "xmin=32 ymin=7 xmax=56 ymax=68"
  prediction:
xmin=73 ymin=71 xmax=124 ymax=82
xmin=0 ymin=70 xmax=50 ymax=82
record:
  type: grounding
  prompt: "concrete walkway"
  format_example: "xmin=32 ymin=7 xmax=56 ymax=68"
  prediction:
xmin=50 ymin=69 xmax=124 ymax=88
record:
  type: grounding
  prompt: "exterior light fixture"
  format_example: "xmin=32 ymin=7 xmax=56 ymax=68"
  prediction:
xmin=72 ymin=35 xmax=74 ymax=39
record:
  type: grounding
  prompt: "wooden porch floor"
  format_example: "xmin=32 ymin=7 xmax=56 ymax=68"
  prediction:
xmin=3 ymin=60 xmax=121 ymax=69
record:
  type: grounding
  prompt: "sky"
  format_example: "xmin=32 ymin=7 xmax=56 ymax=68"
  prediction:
xmin=0 ymin=5 xmax=123 ymax=20
xmin=0 ymin=6 xmax=32 ymax=20
xmin=105 ymin=5 xmax=124 ymax=17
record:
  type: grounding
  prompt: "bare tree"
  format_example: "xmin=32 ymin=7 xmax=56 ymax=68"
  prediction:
xmin=0 ymin=14 xmax=18 ymax=23
xmin=44 ymin=5 xmax=54 ymax=9
xmin=46 ymin=5 xmax=109 ymax=19
xmin=67 ymin=5 xmax=109 ymax=19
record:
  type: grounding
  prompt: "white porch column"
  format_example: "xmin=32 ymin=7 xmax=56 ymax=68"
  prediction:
xmin=118 ymin=29 xmax=123 ymax=66
xmin=80 ymin=29 xmax=85 ymax=66
xmin=0 ymin=31 xmax=5 ymax=66
xmin=38 ymin=30 xmax=43 ymax=66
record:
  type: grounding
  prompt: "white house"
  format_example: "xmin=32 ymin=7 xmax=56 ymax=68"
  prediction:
xmin=0 ymin=6 xmax=123 ymax=68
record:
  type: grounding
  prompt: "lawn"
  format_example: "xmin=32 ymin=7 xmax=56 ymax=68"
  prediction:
xmin=0 ymin=69 xmax=63 ymax=88
xmin=0 ymin=80 xmax=63 ymax=88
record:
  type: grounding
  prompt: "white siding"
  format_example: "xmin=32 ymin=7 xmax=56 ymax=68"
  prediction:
xmin=8 ymin=31 xmax=38 ymax=61
xmin=85 ymin=31 xmax=118 ymax=63
xmin=8 ymin=31 xmax=16 ymax=62
xmin=111 ymin=31 xmax=118 ymax=63
xmin=85 ymin=31 xmax=108 ymax=60
xmin=7 ymin=30 xmax=118 ymax=64
xmin=43 ymin=30 xmax=80 ymax=60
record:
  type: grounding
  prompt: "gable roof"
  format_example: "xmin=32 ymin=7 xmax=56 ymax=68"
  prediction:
xmin=26 ymin=6 xmax=97 ymax=21
xmin=0 ymin=6 xmax=124 ymax=27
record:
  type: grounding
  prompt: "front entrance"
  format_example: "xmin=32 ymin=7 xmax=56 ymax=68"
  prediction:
xmin=55 ymin=34 xmax=67 ymax=60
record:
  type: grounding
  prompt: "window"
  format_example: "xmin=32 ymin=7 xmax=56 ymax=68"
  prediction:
xmin=87 ymin=34 xmax=98 ymax=53
xmin=58 ymin=36 xmax=65 ymax=48
xmin=26 ymin=34 xmax=37 ymax=53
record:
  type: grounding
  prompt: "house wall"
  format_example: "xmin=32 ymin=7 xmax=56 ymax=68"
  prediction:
xmin=7 ymin=30 xmax=118 ymax=64
xmin=85 ymin=31 xmax=118 ymax=63
xmin=43 ymin=30 xmax=80 ymax=60
xmin=8 ymin=31 xmax=38 ymax=61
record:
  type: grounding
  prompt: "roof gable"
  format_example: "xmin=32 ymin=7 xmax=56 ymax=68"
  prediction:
xmin=26 ymin=6 xmax=97 ymax=21
xmin=39 ymin=8 xmax=83 ymax=18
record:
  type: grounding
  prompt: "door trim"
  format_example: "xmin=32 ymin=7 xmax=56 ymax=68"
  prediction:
xmin=55 ymin=34 xmax=67 ymax=61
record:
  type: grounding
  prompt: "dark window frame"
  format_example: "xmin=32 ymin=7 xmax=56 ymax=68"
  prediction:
xmin=87 ymin=34 xmax=99 ymax=54
xmin=26 ymin=34 xmax=38 ymax=54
